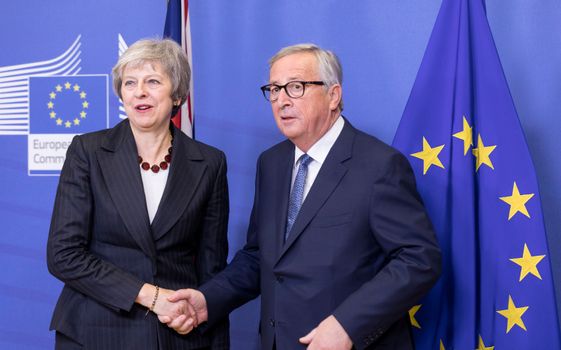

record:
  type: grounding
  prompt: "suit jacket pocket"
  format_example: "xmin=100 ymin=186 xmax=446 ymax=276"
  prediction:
xmin=309 ymin=212 xmax=352 ymax=228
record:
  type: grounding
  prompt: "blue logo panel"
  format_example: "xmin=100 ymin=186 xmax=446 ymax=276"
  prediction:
xmin=29 ymin=75 xmax=108 ymax=134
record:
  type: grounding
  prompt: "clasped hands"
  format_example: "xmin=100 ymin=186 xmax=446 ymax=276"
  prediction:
xmin=153 ymin=288 xmax=207 ymax=335
xmin=154 ymin=288 xmax=353 ymax=349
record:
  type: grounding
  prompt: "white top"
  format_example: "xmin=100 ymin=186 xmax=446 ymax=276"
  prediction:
xmin=291 ymin=116 xmax=345 ymax=201
xmin=140 ymin=165 xmax=170 ymax=223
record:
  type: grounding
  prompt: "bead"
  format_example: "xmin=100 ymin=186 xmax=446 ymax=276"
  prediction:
xmin=138 ymin=137 xmax=173 ymax=172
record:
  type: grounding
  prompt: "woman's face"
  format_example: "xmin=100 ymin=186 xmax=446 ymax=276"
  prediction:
xmin=120 ymin=61 xmax=176 ymax=133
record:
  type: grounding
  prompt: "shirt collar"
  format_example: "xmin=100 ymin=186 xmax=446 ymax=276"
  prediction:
xmin=294 ymin=115 xmax=345 ymax=165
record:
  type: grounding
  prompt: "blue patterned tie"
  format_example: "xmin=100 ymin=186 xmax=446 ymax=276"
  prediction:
xmin=285 ymin=154 xmax=312 ymax=240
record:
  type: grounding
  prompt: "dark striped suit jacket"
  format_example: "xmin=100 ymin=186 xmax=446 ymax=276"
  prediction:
xmin=47 ymin=119 xmax=229 ymax=349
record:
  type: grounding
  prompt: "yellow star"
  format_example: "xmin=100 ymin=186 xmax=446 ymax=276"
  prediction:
xmin=80 ymin=91 xmax=87 ymax=99
xmin=49 ymin=92 xmax=56 ymax=99
xmin=472 ymin=134 xmax=496 ymax=171
xmin=73 ymin=84 xmax=80 ymax=92
xmin=64 ymin=120 xmax=71 ymax=128
xmin=453 ymin=116 xmax=473 ymax=155
xmin=499 ymin=182 xmax=534 ymax=220
xmin=64 ymin=82 xmax=71 ymax=89
xmin=55 ymin=84 xmax=63 ymax=92
xmin=56 ymin=118 xmax=63 ymax=126
xmin=411 ymin=137 xmax=445 ymax=175
xmin=73 ymin=118 xmax=80 ymax=126
xmin=476 ymin=335 xmax=494 ymax=350
xmin=82 ymin=101 xmax=89 ymax=108
xmin=49 ymin=111 xmax=56 ymax=119
xmin=80 ymin=111 xmax=87 ymax=118
xmin=408 ymin=305 xmax=422 ymax=329
xmin=510 ymin=243 xmax=545 ymax=281
xmin=47 ymin=101 xmax=54 ymax=109
xmin=496 ymin=295 xmax=528 ymax=333
xmin=440 ymin=339 xmax=446 ymax=350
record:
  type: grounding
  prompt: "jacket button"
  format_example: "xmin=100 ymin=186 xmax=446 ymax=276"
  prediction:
xmin=270 ymin=319 xmax=275 ymax=327
xmin=276 ymin=276 xmax=284 ymax=283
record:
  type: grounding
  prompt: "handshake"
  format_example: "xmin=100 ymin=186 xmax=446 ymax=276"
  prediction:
xmin=139 ymin=286 xmax=206 ymax=335
xmin=141 ymin=285 xmax=353 ymax=348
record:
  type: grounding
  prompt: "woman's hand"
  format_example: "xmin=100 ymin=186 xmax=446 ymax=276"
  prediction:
xmin=153 ymin=288 xmax=190 ymax=320
xmin=136 ymin=284 xmax=196 ymax=326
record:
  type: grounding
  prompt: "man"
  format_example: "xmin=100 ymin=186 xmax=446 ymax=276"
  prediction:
xmin=164 ymin=44 xmax=441 ymax=349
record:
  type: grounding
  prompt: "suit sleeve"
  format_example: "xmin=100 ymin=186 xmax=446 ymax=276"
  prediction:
xmin=47 ymin=136 xmax=144 ymax=312
xmin=332 ymin=152 xmax=441 ymax=348
xmin=194 ymin=151 xmax=230 ymax=349
xmin=199 ymin=155 xmax=262 ymax=327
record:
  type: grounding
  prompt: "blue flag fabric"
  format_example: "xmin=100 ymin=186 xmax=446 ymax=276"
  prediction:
xmin=392 ymin=0 xmax=561 ymax=349
xmin=164 ymin=0 xmax=182 ymax=43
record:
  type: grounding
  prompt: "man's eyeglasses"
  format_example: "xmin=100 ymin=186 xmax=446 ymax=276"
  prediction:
xmin=260 ymin=81 xmax=325 ymax=102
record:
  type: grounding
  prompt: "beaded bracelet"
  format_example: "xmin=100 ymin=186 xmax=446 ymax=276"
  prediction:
xmin=145 ymin=285 xmax=159 ymax=317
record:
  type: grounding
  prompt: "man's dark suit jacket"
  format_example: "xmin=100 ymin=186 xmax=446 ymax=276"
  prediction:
xmin=200 ymin=119 xmax=441 ymax=350
xmin=47 ymin=119 xmax=229 ymax=349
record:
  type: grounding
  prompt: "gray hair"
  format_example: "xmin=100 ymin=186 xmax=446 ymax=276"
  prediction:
xmin=112 ymin=38 xmax=190 ymax=108
xmin=269 ymin=43 xmax=343 ymax=110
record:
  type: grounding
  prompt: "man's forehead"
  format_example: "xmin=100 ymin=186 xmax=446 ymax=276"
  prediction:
xmin=269 ymin=53 xmax=318 ymax=82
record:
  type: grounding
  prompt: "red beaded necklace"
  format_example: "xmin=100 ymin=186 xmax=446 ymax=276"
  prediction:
xmin=138 ymin=139 xmax=173 ymax=173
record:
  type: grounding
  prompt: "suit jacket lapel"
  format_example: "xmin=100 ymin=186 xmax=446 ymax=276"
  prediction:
xmin=96 ymin=120 xmax=157 ymax=260
xmin=151 ymin=126 xmax=206 ymax=241
xmin=278 ymin=122 xmax=355 ymax=260
xmin=272 ymin=143 xmax=295 ymax=258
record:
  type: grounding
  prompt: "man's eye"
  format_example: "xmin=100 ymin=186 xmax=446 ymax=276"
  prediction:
xmin=271 ymin=86 xmax=280 ymax=93
xmin=290 ymin=83 xmax=303 ymax=91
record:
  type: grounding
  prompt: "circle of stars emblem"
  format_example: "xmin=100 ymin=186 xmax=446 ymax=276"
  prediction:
xmin=46 ymin=81 xmax=89 ymax=129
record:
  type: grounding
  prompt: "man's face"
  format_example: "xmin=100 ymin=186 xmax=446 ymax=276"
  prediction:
xmin=269 ymin=52 xmax=341 ymax=151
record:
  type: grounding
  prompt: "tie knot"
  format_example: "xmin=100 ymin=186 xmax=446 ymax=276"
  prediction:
xmin=299 ymin=154 xmax=312 ymax=168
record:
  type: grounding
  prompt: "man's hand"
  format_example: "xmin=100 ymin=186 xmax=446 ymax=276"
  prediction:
xmin=158 ymin=288 xmax=208 ymax=335
xmin=299 ymin=315 xmax=353 ymax=350
xmin=152 ymin=288 xmax=189 ymax=318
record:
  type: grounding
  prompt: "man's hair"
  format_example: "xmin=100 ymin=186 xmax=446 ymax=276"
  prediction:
xmin=269 ymin=43 xmax=343 ymax=110
xmin=112 ymin=38 xmax=190 ymax=111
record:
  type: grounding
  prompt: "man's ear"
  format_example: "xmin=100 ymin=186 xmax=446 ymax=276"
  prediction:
xmin=328 ymin=84 xmax=342 ymax=111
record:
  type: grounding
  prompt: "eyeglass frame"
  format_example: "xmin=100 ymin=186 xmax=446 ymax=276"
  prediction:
xmin=260 ymin=80 xmax=325 ymax=102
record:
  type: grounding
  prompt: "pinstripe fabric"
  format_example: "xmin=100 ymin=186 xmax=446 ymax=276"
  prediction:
xmin=47 ymin=119 xmax=229 ymax=349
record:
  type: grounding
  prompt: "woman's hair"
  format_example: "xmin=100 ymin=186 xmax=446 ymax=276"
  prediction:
xmin=112 ymin=38 xmax=190 ymax=109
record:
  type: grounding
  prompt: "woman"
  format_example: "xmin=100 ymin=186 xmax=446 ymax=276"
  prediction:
xmin=47 ymin=38 xmax=229 ymax=349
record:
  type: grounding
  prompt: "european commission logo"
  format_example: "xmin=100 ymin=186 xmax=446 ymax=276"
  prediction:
xmin=28 ymin=75 xmax=108 ymax=175
xmin=0 ymin=35 xmax=129 ymax=176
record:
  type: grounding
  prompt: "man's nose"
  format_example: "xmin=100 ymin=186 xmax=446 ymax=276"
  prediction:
xmin=276 ymin=87 xmax=292 ymax=107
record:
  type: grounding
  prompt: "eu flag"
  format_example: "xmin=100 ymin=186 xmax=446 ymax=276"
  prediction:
xmin=392 ymin=0 xmax=561 ymax=348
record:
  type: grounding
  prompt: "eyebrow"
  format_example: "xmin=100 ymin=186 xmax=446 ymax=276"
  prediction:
xmin=123 ymin=73 xmax=164 ymax=80
xmin=270 ymin=76 xmax=304 ymax=84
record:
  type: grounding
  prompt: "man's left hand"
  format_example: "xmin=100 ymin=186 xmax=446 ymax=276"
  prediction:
xmin=299 ymin=315 xmax=353 ymax=350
